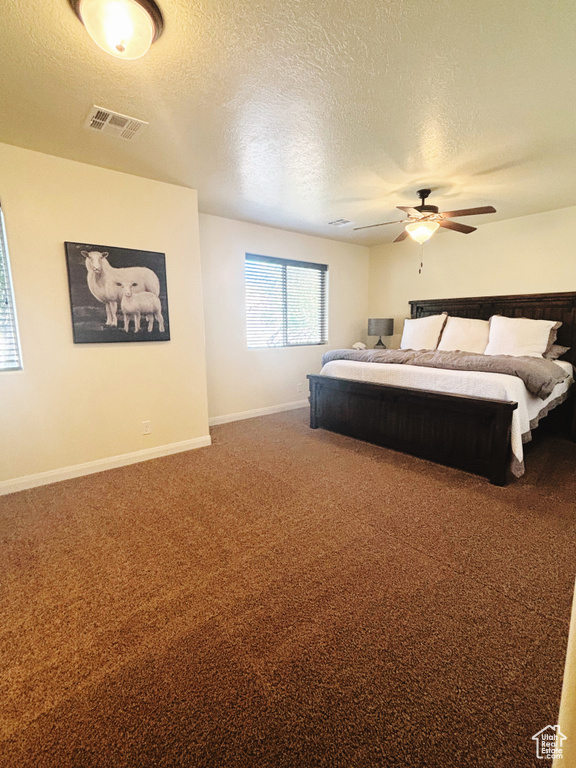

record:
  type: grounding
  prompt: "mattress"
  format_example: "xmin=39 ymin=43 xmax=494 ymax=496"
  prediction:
xmin=319 ymin=359 xmax=574 ymax=476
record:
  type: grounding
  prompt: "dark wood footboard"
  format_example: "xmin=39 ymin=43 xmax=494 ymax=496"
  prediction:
xmin=307 ymin=374 xmax=518 ymax=486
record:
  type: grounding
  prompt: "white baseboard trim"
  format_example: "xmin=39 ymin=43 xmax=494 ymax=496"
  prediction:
xmin=0 ymin=435 xmax=212 ymax=497
xmin=209 ymin=399 xmax=309 ymax=427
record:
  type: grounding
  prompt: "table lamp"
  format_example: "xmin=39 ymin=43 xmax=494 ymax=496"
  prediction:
xmin=368 ymin=318 xmax=394 ymax=348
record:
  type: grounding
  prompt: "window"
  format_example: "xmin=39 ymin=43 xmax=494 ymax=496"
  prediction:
xmin=245 ymin=254 xmax=328 ymax=348
xmin=0 ymin=204 xmax=22 ymax=371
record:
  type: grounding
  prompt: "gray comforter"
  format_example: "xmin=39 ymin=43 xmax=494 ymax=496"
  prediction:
xmin=321 ymin=348 xmax=569 ymax=399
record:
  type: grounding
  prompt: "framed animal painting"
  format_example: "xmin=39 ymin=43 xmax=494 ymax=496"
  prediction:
xmin=65 ymin=242 xmax=170 ymax=343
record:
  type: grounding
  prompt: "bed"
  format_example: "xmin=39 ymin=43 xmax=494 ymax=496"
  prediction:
xmin=307 ymin=291 xmax=576 ymax=485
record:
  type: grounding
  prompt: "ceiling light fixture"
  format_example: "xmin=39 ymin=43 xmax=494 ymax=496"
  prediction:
xmin=69 ymin=0 xmax=164 ymax=60
xmin=405 ymin=220 xmax=440 ymax=245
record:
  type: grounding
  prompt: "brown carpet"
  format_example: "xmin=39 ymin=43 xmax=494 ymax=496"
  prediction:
xmin=1 ymin=409 xmax=575 ymax=767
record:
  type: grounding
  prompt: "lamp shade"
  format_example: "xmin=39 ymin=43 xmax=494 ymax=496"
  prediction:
xmin=368 ymin=318 xmax=394 ymax=337
xmin=405 ymin=220 xmax=439 ymax=244
xmin=71 ymin=0 xmax=164 ymax=59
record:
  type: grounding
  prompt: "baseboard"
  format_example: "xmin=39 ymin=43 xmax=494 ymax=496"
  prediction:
xmin=0 ymin=435 xmax=212 ymax=496
xmin=209 ymin=399 xmax=309 ymax=427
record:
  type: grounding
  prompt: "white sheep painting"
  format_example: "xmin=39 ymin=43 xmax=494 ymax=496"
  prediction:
xmin=65 ymin=242 xmax=170 ymax=344
xmin=118 ymin=280 xmax=165 ymax=333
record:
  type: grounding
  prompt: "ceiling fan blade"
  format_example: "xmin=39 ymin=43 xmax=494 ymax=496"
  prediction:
xmin=353 ymin=220 xmax=407 ymax=231
xmin=439 ymin=220 xmax=476 ymax=234
xmin=397 ymin=206 xmax=421 ymax=216
xmin=393 ymin=229 xmax=410 ymax=242
xmin=441 ymin=206 xmax=496 ymax=218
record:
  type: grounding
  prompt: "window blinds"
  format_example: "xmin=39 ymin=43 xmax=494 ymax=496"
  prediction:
xmin=245 ymin=254 xmax=328 ymax=348
xmin=0 ymin=204 xmax=22 ymax=371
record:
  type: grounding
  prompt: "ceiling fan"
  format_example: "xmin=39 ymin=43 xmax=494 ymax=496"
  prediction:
xmin=354 ymin=189 xmax=496 ymax=243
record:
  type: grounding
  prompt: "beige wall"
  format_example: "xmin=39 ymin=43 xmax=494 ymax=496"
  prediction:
xmin=555 ymin=582 xmax=576 ymax=767
xmin=199 ymin=214 xmax=369 ymax=420
xmin=0 ymin=142 xmax=209 ymax=487
xmin=369 ymin=206 xmax=576 ymax=347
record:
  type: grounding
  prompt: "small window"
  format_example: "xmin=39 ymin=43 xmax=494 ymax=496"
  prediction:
xmin=0 ymin=204 xmax=22 ymax=371
xmin=245 ymin=254 xmax=328 ymax=348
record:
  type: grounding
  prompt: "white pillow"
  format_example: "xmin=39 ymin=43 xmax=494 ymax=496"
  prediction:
xmin=484 ymin=315 xmax=560 ymax=358
xmin=400 ymin=313 xmax=447 ymax=351
xmin=437 ymin=316 xmax=490 ymax=354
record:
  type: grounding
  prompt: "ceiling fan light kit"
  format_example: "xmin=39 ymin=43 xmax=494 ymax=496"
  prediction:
xmin=69 ymin=0 xmax=164 ymax=59
xmin=405 ymin=220 xmax=439 ymax=244
xmin=354 ymin=188 xmax=496 ymax=244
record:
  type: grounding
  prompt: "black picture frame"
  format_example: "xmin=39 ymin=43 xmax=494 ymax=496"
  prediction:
xmin=65 ymin=242 xmax=170 ymax=343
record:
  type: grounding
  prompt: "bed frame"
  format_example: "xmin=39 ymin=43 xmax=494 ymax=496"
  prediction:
xmin=308 ymin=291 xmax=576 ymax=485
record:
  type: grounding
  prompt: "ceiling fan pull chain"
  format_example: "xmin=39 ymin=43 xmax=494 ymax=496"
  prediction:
xmin=418 ymin=244 xmax=424 ymax=274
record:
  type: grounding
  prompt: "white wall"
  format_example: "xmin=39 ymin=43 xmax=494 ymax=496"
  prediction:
xmin=0 ymin=142 xmax=210 ymax=490
xmin=199 ymin=214 xmax=369 ymax=420
xmin=369 ymin=206 xmax=576 ymax=347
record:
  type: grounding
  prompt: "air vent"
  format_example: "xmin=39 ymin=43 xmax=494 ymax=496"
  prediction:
xmin=328 ymin=218 xmax=352 ymax=227
xmin=84 ymin=105 xmax=148 ymax=141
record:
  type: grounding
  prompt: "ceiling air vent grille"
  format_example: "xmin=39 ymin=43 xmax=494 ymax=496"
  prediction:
xmin=328 ymin=218 xmax=352 ymax=227
xmin=84 ymin=106 xmax=148 ymax=141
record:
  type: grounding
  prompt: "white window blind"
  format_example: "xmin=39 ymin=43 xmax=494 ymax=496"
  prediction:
xmin=245 ymin=254 xmax=328 ymax=348
xmin=0 ymin=204 xmax=22 ymax=371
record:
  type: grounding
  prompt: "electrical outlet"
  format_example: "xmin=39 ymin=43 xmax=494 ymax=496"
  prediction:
xmin=142 ymin=420 xmax=152 ymax=435
xmin=297 ymin=383 xmax=303 ymax=394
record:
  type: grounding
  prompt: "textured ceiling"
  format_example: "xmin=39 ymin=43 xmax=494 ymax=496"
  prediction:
xmin=1 ymin=0 xmax=575 ymax=245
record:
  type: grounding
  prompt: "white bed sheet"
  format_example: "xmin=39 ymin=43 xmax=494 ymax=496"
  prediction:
xmin=319 ymin=359 xmax=574 ymax=476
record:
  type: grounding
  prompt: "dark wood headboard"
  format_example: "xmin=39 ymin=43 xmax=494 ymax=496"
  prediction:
xmin=409 ymin=291 xmax=576 ymax=366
